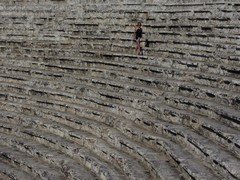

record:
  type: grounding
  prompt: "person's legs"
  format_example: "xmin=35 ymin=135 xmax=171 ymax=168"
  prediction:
xmin=135 ymin=41 xmax=138 ymax=55
xmin=136 ymin=38 xmax=141 ymax=55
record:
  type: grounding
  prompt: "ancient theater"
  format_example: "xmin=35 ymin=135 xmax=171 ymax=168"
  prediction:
xmin=0 ymin=0 xmax=239 ymax=179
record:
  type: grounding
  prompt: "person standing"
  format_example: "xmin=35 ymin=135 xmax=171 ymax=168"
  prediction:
xmin=133 ymin=22 xmax=143 ymax=55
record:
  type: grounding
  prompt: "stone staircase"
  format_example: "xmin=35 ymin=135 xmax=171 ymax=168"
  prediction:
xmin=0 ymin=0 xmax=239 ymax=179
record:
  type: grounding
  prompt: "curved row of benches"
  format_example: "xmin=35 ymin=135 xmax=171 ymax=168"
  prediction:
xmin=0 ymin=0 xmax=239 ymax=179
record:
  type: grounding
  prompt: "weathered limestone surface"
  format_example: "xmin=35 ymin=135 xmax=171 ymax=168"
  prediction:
xmin=0 ymin=0 xmax=239 ymax=179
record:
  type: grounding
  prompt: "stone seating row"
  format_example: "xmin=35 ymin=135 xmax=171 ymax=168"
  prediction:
xmin=0 ymin=121 xmax=123 ymax=180
xmin=168 ymin=0 xmax=226 ymax=2
xmin=1 ymin=0 xmax=239 ymax=12
xmin=0 ymin=133 xmax=96 ymax=179
xmin=0 ymin=160 xmax=35 ymax=180
xmin=0 ymin=26 xmax=239 ymax=66
xmin=0 ymin=0 xmax=66 ymax=5
xmin=0 ymin=45 xmax=239 ymax=95
xmin=0 ymin=68 xmax=238 ymax=141
xmin=0 ymin=1 xmax=239 ymax=179
xmin=82 ymin=2 xmax=240 ymax=15
xmin=1 ymin=58 xmax=239 ymax=130
xmin=1 ymin=2 xmax=238 ymax=21
xmin=0 ymin=86 xmax=236 ymax=179
xmin=0 ymin=72 xmax=239 ymax=179
xmin=0 ymin=32 xmax=238 ymax=60
xmin=2 ymin=62 xmax=239 ymax=122
xmin=1 ymin=54 xmax=239 ymax=106
xmin=76 ymin=36 xmax=239 ymax=60
xmin=164 ymin=1 xmax=240 ymax=10
xmin=0 ymin=56 xmax=238 ymax=179
xmin=1 ymin=17 xmax=239 ymax=43
xmin=0 ymin=105 xmax=184 ymax=179
xmin=0 ymin=37 xmax=237 ymax=71
xmin=0 ymin=5 xmax=238 ymax=62
xmin=0 ymin=41 xmax=239 ymax=92
xmin=0 ymin=111 xmax=161 ymax=178
xmin=2 ymin=69 xmax=237 ymax=163
xmin=0 ymin=55 xmax=239 ymax=149
xmin=0 ymin=142 xmax=66 ymax=180
xmin=1 ymin=6 xmax=239 ymax=45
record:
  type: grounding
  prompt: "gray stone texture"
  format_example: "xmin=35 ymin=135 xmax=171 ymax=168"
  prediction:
xmin=0 ymin=0 xmax=239 ymax=179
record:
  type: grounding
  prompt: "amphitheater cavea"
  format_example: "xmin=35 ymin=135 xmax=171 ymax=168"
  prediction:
xmin=0 ymin=0 xmax=239 ymax=179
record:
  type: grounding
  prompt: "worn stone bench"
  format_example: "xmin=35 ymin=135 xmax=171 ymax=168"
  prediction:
xmin=0 ymin=92 xmax=233 ymax=179
xmin=0 ymin=0 xmax=239 ymax=179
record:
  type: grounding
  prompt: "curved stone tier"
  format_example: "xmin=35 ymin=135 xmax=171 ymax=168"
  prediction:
xmin=0 ymin=0 xmax=239 ymax=179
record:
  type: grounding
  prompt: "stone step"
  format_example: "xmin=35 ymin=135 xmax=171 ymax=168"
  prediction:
xmin=129 ymin=121 xmax=240 ymax=179
xmin=1 ymin=1 xmax=237 ymax=14
xmin=0 ymin=111 xmax=181 ymax=180
xmin=118 ymin=123 xmax=240 ymax=179
xmin=0 ymin=2 xmax=69 ymax=9
xmin=6 ymin=119 xmax=154 ymax=180
xmin=1 ymin=51 xmax=238 ymax=93
xmin=0 ymin=7 xmax=239 ymax=38
xmin=166 ymin=0 xmax=228 ymax=3
xmin=0 ymin=1 xmax=239 ymax=180
xmin=1 ymin=61 xmax=239 ymax=108
xmin=81 ymin=10 xmax=239 ymax=30
xmin=2 ymin=37 xmax=239 ymax=69
xmin=0 ymin=72 xmax=162 ymax=100
xmin=19 ymin=80 xmax=240 ymax=159
xmin=163 ymin=2 xmax=224 ymax=10
xmin=11 ymin=44 xmax=234 ymax=80
xmin=28 ymin=57 xmax=238 ymax=95
xmin=0 ymin=67 xmax=238 ymax=116
xmin=80 ymin=43 xmax=238 ymax=65
xmin=19 ymin=89 xmax=240 ymax=174
xmin=83 ymin=79 xmax=239 ymax=113
xmin=2 ymin=41 xmax=239 ymax=73
xmin=2 ymin=14 xmax=239 ymax=44
xmin=0 ymin=131 xmax=97 ymax=180
xmin=20 ymin=88 xmax=238 ymax=174
xmin=0 ymin=62 xmax=239 ymax=109
xmin=81 ymin=12 xmax=239 ymax=25
xmin=0 ymin=58 xmax=193 ymax=81
xmin=0 ymin=68 xmax=238 ymax=124
xmin=83 ymin=1 xmax=233 ymax=12
xmin=136 ymin=112 xmax=240 ymax=158
xmin=24 ymin=54 xmax=240 ymax=79
xmin=146 ymin=103 xmax=240 ymax=156
xmin=81 ymin=14 xmax=240 ymax=30
xmin=47 ymin=36 xmax=236 ymax=62
xmin=78 ymin=50 xmax=240 ymax=91
xmin=0 ymin=23 xmax=238 ymax=63
xmin=0 ymin=76 xmax=239 ymax=155
xmin=0 ymin=160 xmax=33 ymax=180
xmin=110 ymin=31 xmax=239 ymax=47
xmin=164 ymin=93 xmax=240 ymax=129
xmin=150 ymin=7 xmax=239 ymax=18
xmin=78 ymin=42 xmax=239 ymax=64
xmin=77 ymin=35 xmax=240 ymax=54
xmin=0 ymin=121 xmax=125 ymax=180
xmin=0 ymin=102 xmax=221 ymax=180
xmin=71 ymin=88 xmax=240 ymax=179
xmin=1 ymin=43 xmax=239 ymax=78
xmin=1 ymin=16 xmax=239 ymax=45
xmin=16 ymin=77 xmax=236 ymax=166
xmin=82 ymin=3 xmax=223 ymax=14
xmin=0 ymin=124 xmax=155 ymax=180
xmin=0 ymin=144 xmax=66 ymax=180
xmin=169 ymin=95 xmax=240 ymax=128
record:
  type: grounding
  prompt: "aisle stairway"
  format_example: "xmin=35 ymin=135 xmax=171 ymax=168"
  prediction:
xmin=0 ymin=0 xmax=239 ymax=179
